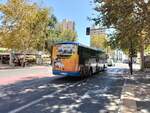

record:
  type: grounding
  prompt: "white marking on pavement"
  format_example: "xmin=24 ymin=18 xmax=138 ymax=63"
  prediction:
xmin=8 ymin=98 xmax=45 ymax=113
xmin=81 ymin=92 xmax=90 ymax=99
xmin=8 ymin=79 xmax=87 ymax=113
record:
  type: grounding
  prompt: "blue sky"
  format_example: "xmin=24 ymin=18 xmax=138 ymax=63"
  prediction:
xmin=41 ymin=0 xmax=93 ymax=46
xmin=0 ymin=0 xmax=94 ymax=46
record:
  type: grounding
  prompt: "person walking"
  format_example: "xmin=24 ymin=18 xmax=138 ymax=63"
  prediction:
xmin=128 ymin=59 xmax=133 ymax=75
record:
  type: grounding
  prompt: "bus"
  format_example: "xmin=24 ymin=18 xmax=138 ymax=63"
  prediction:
xmin=51 ymin=42 xmax=107 ymax=77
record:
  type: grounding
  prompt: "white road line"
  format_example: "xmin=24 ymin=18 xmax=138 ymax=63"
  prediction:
xmin=9 ymin=98 xmax=45 ymax=113
xmin=8 ymin=78 xmax=87 ymax=113
xmin=9 ymin=89 xmax=62 ymax=113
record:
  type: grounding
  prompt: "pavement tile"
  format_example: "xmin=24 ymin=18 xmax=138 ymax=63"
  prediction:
xmin=120 ymin=81 xmax=137 ymax=113
xmin=121 ymin=71 xmax=150 ymax=113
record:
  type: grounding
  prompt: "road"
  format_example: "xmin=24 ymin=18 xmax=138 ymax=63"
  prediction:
xmin=0 ymin=64 xmax=129 ymax=113
xmin=0 ymin=66 xmax=52 ymax=85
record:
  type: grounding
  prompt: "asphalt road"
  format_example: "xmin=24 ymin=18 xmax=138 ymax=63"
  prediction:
xmin=0 ymin=65 xmax=128 ymax=113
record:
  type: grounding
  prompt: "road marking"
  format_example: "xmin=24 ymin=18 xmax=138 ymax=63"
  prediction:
xmin=9 ymin=89 xmax=63 ymax=113
xmin=8 ymin=78 xmax=87 ymax=113
xmin=8 ymin=98 xmax=45 ymax=113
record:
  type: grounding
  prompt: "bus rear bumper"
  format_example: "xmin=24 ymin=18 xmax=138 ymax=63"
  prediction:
xmin=53 ymin=70 xmax=80 ymax=76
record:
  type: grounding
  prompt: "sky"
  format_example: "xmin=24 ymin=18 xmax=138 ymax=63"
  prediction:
xmin=0 ymin=0 xmax=95 ymax=46
xmin=41 ymin=0 xmax=94 ymax=46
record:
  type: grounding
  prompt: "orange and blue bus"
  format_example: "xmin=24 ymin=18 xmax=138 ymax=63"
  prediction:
xmin=51 ymin=42 xmax=107 ymax=77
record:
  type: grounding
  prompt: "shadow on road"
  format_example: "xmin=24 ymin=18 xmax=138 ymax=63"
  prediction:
xmin=0 ymin=70 xmax=125 ymax=113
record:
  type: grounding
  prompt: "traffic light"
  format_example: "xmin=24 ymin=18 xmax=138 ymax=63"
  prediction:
xmin=86 ymin=27 xmax=90 ymax=35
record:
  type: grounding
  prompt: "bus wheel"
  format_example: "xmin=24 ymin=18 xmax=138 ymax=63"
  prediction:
xmin=83 ymin=67 xmax=87 ymax=77
xmin=85 ymin=67 xmax=89 ymax=77
xmin=89 ymin=67 xmax=93 ymax=76
xmin=102 ymin=65 xmax=105 ymax=71
xmin=96 ymin=66 xmax=100 ymax=73
xmin=80 ymin=67 xmax=85 ymax=78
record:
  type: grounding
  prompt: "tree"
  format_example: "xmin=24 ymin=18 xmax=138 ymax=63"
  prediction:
xmin=45 ymin=15 xmax=77 ymax=51
xmin=0 ymin=0 xmax=50 ymax=66
xmin=59 ymin=30 xmax=77 ymax=42
xmin=93 ymin=0 xmax=150 ymax=71
xmin=47 ymin=28 xmax=77 ymax=47
xmin=91 ymin=33 xmax=107 ymax=50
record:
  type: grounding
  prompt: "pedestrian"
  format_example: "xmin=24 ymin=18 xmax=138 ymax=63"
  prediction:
xmin=128 ymin=59 xmax=133 ymax=75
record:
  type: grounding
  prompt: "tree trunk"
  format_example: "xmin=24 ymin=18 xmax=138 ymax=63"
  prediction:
xmin=140 ymin=43 xmax=145 ymax=71
xmin=43 ymin=41 xmax=45 ymax=52
xmin=130 ymin=56 xmax=133 ymax=75
xmin=22 ymin=51 xmax=26 ymax=67
xmin=9 ymin=52 xmax=13 ymax=66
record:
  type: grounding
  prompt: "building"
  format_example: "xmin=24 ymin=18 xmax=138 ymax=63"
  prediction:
xmin=57 ymin=19 xmax=75 ymax=31
xmin=90 ymin=26 xmax=106 ymax=37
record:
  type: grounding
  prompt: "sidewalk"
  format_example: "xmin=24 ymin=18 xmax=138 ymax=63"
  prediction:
xmin=120 ymin=71 xmax=150 ymax=113
xmin=0 ymin=64 xmax=15 ymax=70
xmin=0 ymin=63 xmax=50 ymax=70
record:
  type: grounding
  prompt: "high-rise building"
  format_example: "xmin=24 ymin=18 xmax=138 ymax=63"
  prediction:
xmin=57 ymin=19 xmax=75 ymax=31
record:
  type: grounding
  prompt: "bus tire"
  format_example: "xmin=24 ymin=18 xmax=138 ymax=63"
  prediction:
xmin=80 ymin=66 xmax=86 ymax=78
xmin=89 ymin=69 xmax=92 ymax=76
xmin=85 ymin=67 xmax=89 ymax=77
xmin=96 ymin=66 xmax=100 ymax=73
xmin=89 ymin=67 xmax=93 ymax=76
xmin=84 ymin=67 xmax=89 ymax=77
xmin=102 ymin=65 xmax=105 ymax=71
xmin=80 ymin=67 xmax=83 ymax=77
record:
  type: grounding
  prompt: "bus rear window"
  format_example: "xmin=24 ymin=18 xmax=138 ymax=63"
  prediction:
xmin=56 ymin=44 xmax=77 ymax=55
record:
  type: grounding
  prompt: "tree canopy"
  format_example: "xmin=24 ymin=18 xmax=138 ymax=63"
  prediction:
xmin=91 ymin=33 xmax=107 ymax=50
xmin=93 ymin=0 xmax=150 ymax=70
xmin=0 ymin=0 xmax=77 ymax=54
xmin=0 ymin=0 xmax=51 ymax=52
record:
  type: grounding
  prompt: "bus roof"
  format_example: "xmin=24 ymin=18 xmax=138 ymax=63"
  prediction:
xmin=54 ymin=42 xmax=105 ymax=53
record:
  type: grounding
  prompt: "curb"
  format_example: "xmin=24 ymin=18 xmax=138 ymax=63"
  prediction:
xmin=0 ymin=67 xmax=21 ymax=70
xmin=0 ymin=67 xmax=15 ymax=70
xmin=0 ymin=65 xmax=50 ymax=70
xmin=119 ymin=77 xmax=137 ymax=113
